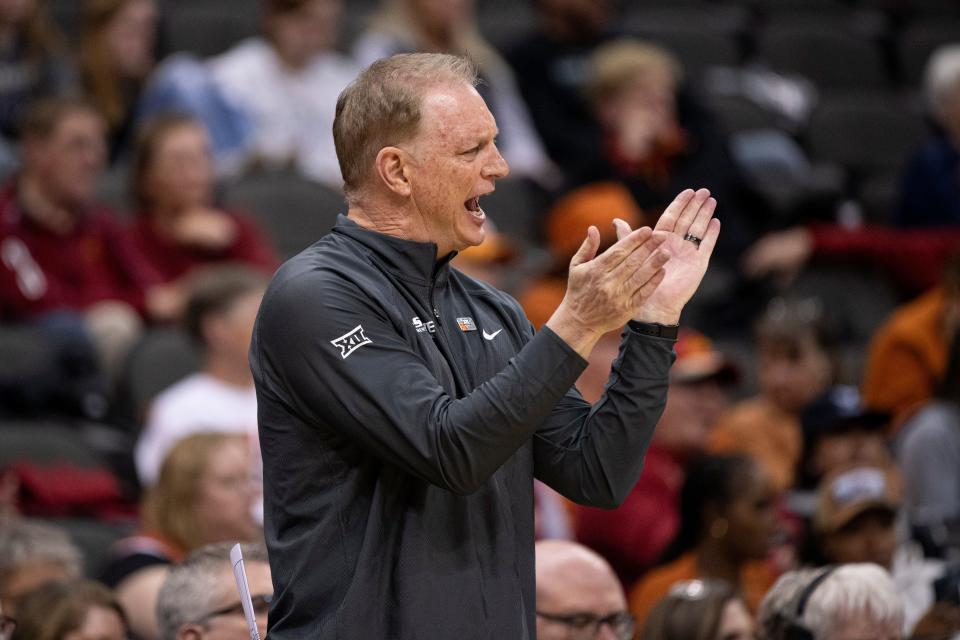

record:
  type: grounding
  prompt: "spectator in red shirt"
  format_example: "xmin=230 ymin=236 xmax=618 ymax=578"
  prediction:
xmin=128 ymin=113 xmax=278 ymax=286
xmin=0 ymin=97 xmax=172 ymax=378
xmin=575 ymin=330 xmax=737 ymax=588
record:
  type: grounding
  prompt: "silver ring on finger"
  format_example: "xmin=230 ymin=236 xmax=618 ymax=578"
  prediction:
xmin=683 ymin=234 xmax=702 ymax=248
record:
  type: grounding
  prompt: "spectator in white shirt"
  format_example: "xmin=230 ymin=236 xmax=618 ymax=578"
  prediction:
xmin=135 ymin=265 xmax=266 ymax=487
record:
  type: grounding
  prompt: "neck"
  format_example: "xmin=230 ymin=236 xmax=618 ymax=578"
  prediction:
xmin=204 ymin=353 xmax=254 ymax=388
xmin=348 ymin=200 xmax=442 ymax=259
xmin=18 ymin=174 xmax=78 ymax=235
xmin=695 ymin=539 xmax=743 ymax=587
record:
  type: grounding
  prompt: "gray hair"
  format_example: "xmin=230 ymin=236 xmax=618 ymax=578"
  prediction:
xmin=333 ymin=52 xmax=479 ymax=200
xmin=758 ymin=565 xmax=903 ymax=639
xmin=156 ymin=542 xmax=269 ymax=640
xmin=803 ymin=564 xmax=902 ymax=639
xmin=0 ymin=517 xmax=82 ymax=590
xmin=925 ymin=44 xmax=960 ymax=118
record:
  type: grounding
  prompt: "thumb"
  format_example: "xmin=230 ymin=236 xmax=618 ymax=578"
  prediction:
xmin=613 ymin=217 xmax=632 ymax=241
xmin=569 ymin=225 xmax=600 ymax=268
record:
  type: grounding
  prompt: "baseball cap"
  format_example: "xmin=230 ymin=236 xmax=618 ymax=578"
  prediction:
xmin=545 ymin=182 xmax=644 ymax=262
xmin=813 ymin=466 xmax=902 ymax=534
xmin=801 ymin=386 xmax=889 ymax=446
xmin=671 ymin=329 xmax=738 ymax=385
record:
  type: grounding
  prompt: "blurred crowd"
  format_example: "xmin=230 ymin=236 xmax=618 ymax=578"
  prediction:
xmin=0 ymin=0 xmax=960 ymax=638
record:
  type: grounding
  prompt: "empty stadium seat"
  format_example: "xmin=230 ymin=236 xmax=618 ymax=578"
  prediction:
xmin=222 ymin=170 xmax=345 ymax=259
xmin=898 ymin=21 xmax=960 ymax=88
xmin=622 ymin=5 xmax=751 ymax=38
xmin=480 ymin=177 xmax=548 ymax=248
xmin=634 ymin=30 xmax=741 ymax=81
xmin=806 ymin=94 xmax=928 ymax=177
xmin=118 ymin=328 xmax=199 ymax=423
xmin=756 ymin=26 xmax=889 ymax=91
xmin=159 ymin=5 xmax=259 ymax=58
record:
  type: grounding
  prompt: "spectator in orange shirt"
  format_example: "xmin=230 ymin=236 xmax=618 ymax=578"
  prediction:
xmin=709 ymin=298 xmax=838 ymax=492
xmin=628 ymin=454 xmax=779 ymax=629
xmin=862 ymin=253 xmax=960 ymax=428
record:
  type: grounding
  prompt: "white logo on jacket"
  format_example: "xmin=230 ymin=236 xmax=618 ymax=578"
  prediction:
xmin=482 ymin=329 xmax=502 ymax=341
xmin=412 ymin=316 xmax=436 ymax=334
xmin=331 ymin=325 xmax=372 ymax=359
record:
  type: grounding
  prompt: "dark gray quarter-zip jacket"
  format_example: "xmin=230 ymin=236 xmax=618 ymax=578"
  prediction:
xmin=250 ymin=215 xmax=675 ymax=639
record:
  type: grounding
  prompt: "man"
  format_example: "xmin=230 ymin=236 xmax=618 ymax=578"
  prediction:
xmin=136 ymin=266 xmax=267 ymax=488
xmin=251 ymin=52 xmax=720 ymax=637
xmin=810 ymin=466 xmax=943 ymax=634
xmin=576 ymin=330 xmax=737 ymax=587
xmin=535 ymin=540 xmax=634 ymax=640
xmin=156 ymin=542 xmax=271 ymax=640
xmin=0 ymin=97 xmax=170 ymax=381
xmin=757 ymin=564 xmax=903 ymax=640
xmin=0 ymin=517 xmax=82 ymax=615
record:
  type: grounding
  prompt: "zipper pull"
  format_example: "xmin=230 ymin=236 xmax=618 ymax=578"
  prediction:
xmin=433 ymin=307 xmax=440 ymax=319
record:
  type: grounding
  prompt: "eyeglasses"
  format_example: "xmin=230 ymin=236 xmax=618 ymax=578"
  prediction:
xmin=193 ymin=593 xmax=272 ymax=626
xmin=536 ymin=610 xmax=635 ymax=640
xmin=0 ymin=614 xmax=16 ymax=639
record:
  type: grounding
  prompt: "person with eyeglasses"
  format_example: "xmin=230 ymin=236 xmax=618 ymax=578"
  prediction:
xmin=641 ymin=579 xmax=755 ymax=640
xmin=156 ymin=542 xmax=271 ymax=640
xmin=536 ymin=540 xmax=636 ymax=640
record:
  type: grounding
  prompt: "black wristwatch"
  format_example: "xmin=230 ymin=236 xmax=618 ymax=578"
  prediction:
xmin=628 ymin=320 xmax=680 ymax=340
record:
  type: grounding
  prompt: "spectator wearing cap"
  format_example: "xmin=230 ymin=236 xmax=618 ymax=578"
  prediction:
xmin=863 ymin=254 xmax=960 ymax=428
xmin=796 ymin=386 xmax=894 ymax=491
xmin=628 ymin=454 xmax=778 ymax=629
xmin=709 ymin=298 xmax=838 ymax=492
xmin=804 ymin=466 xmax=942 ymax=635
xmin=0 ymin=517 xmax=82 ymax=615
xmin=641 ymin=579 xmax=755 ymax=640
xmin=535 ymin=540 xmax=636 ymax=640
xmin=156 ymin=542 xmax=271 ymax=640
xmin=575 ymin=329 xmax=737 ymax=587
xmin=757 ymin=564 xmax=904 ymax=640
xmin=897 ymin=326 xmax=960 ymax=553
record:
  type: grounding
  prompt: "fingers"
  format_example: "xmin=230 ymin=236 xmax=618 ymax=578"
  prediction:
xmin=623 ymin=245 xmax=669 ymax=297
xmin=685 ymin=196 xmax=717 ymax=242
xmin=569 ymin=225 xmax=600 ymax=268
xmin=613 ymin=217 xmax=633 ymax=242
xmin=654 ymin=188 xmax=696 ymax=233
xmin=631 ymin=267 xmax=666 ymax=306
xmin=696 ymin=217 xmax=722 ymax=258
xmin=673 ymin=188 xmax=712 ymax=236
xmin=594 ymin=225 xmax=653 ymax=270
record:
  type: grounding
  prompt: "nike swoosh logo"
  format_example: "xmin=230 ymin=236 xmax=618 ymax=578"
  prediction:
xmin=482 ymin=329 xmax=502 ymax=341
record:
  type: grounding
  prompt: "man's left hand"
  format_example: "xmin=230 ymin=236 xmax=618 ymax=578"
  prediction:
xmin=615 ymin=188 xmax=720 ymax=325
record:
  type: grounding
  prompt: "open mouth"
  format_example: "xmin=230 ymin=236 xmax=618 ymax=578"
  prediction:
xmin=464 ymin=196 xmax=481 ymax=213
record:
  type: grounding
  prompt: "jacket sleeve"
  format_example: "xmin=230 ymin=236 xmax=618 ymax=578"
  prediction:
xmin=532 ymin=323 xmax=675 ymax=509
xmin=252 ymin=271 xmax=588 ymax=495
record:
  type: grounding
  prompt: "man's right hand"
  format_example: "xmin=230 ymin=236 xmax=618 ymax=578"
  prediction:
xmin=545 ymin=223 xmax=668 ymax=359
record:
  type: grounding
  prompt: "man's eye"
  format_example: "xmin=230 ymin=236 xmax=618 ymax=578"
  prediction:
xmin=567 ymin=615 xmax=594 ymax=629
xmin=462 ymin=146 xmax=480 ymax=155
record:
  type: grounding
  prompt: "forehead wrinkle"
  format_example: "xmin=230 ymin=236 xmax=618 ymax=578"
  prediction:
xmin=419 ymin=85 xmax=496 ymax=149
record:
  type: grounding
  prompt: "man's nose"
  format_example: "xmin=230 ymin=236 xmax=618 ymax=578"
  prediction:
xmin=596 ymin=623 xmax=620 ymax=640
xmin=482 ymin=145 xmax=509 ymax=180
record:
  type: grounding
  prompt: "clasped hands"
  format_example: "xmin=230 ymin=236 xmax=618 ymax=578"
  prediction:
xmin=546 ymin=188 xmax=720 ymax=358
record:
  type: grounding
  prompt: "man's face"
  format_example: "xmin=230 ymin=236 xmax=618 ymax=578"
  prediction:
xmin=536 ymin=569 xmax=629 ymax=640
xmin=180 ymin=562 xmax=272 ymax=640
xmin=821 ymin=508 xmax=898 ymax=569
xmin=829 ymin=617 xmax=901 ymax=640
xmin=24 ymin=110 xmax=107 ymax=208
xmin=402 ymin=82 xmax=509 ymax=257
xmin=757 ymin=335 xmax=831 ymax=412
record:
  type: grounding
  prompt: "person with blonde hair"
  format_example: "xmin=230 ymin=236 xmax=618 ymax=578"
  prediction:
xmin=353 ymin=0 xmax=555 ymax=185
xmin=12 ymin=580 xmax=127 ymax=640
xmin=100 ymin=432 xmax=260 ymax=640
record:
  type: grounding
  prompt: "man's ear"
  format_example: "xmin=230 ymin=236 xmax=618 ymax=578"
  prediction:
xmin=374 ymin=146 xmax=412 ymax=197
xmin=177 ymin=625 xmax=204 ymax=640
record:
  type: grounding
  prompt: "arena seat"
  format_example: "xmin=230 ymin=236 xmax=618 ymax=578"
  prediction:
xmin=222 ymin=170 xmax=345 ymax=259
xmin=118 ymin=328 xmax=199 ymax=424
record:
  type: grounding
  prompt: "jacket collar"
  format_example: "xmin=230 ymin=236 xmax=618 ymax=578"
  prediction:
xmin=332 ymin=214 xmax=455 ymax=286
